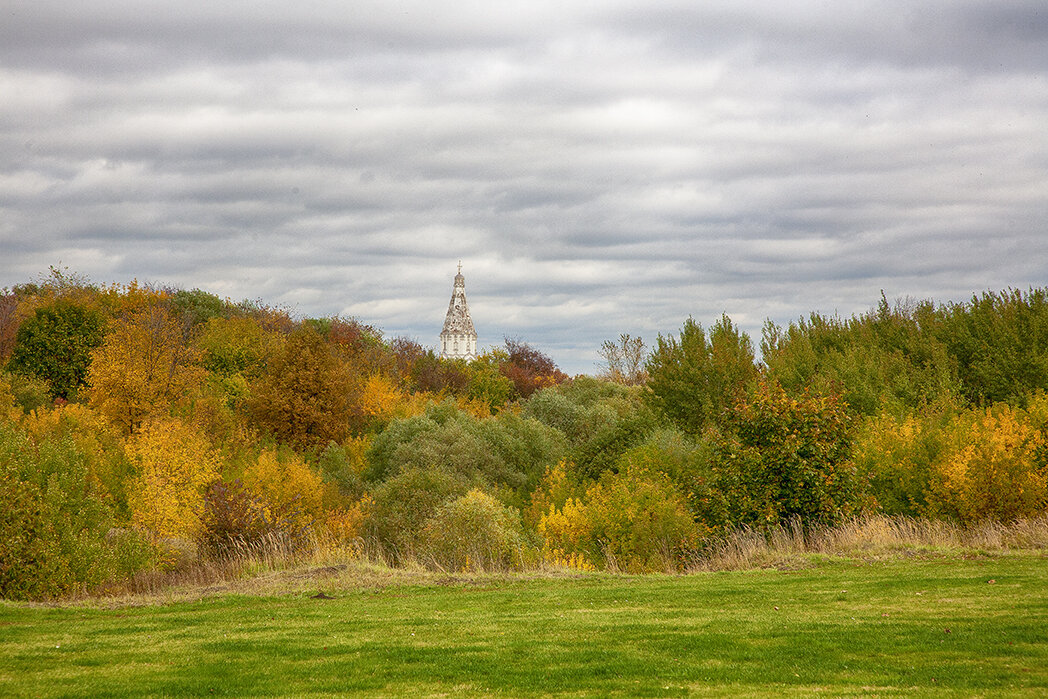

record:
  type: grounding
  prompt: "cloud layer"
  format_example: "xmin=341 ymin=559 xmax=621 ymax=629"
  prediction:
xmin=3 ymin=1 xmax=1047 ymax=372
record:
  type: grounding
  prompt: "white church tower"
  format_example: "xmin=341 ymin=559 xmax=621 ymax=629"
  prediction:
xmin=440 ymin=262 xmax=478 ymax=360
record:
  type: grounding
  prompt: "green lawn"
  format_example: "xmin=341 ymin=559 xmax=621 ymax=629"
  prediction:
xmin=2 ymin=556 xmax=1046 ymax=697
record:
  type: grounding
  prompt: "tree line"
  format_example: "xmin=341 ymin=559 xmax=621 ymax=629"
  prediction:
xmin=2 ymin=268 xmax=1047 ymax=599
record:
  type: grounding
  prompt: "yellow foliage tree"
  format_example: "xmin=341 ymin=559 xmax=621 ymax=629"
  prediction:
xmin=87 ymin=303 xmax=203 ymax=434
xmin=242 ymin=448 xmax=326 ymax=524
xmin=928 ymin=402 xmax=1048 ymax=523
xmin=537 ymin=465 xmax=700 ymax=572
xmin=126 ymin=417 xmax=219 ymax=539
xmin=357 ymin=374 xmax=403 ymax=424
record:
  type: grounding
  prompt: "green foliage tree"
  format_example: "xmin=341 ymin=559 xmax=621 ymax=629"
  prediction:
xmin=169 ymin=289 xmax=228 ymax=328
xmin=466 ymin=352 xmax=515 ymax=409
xmin=936 ymin=288 xmax=1048 ymax=406
xmin=762 ymin=298 xmax=958 ymax=417
xmin=645 ymin=315 xmax=757 ymax=434
xmin=365 ymin=402 xmax=566 ymax=494
xmin=7 ymin=300 xmax=106 ymax=399
xmin=523 ymin=376 xmax=635 ymax=445
xmin=0 ymin=422 xmax=150 ymax=600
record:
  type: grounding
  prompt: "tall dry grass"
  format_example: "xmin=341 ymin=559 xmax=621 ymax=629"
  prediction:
xmin=690 ymin=513 xmax=1048 ymax=572
xmin=67 ymin=514 xmax=1048 ymax=605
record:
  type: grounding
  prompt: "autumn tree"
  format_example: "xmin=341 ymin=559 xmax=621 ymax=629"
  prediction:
xmin=500 ymin=339 xmax=568 ymax=399
xmin=411 ymin=351 xmax=471 ymax=395
xmin=598 ymin=333 xmax=647 ymax=385
xmin=246 ymin=327 xmax=355 ymax=449
xmin=126 ymin=417 xmax=220 ymax=539
xmin=87 ymin=303 xmax=203 ymax=433
xmin=7 ymin=300 xmax=106 ymax=399
xmin=241 ymin=447 xmax=326 ymax=525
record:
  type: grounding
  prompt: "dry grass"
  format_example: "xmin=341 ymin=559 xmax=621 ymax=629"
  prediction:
xmin=690 ymin=513 xmax=1048 ymax=572
xmin=57 ymin=514 xmax=1048 ymax=607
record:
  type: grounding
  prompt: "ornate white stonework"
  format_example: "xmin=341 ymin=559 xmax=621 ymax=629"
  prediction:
xmin=440 ymin=263 xmax=478 ymax=360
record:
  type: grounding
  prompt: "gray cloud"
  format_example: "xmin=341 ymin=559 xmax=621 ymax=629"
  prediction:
xmin=2 ymin=2 xmax=1047 ymax=373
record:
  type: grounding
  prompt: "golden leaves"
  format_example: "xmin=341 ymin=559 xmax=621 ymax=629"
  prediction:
xmin=87 ymin=303 xmax=203 ymax=434
xmin=126 ymin=417 xmax=219 ymax=539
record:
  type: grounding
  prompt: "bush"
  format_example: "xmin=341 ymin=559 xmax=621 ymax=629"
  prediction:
xmin=365 ymin=466 xmax=470 ymax=560
xmin=853 ymin=408 xmax=949 ymax=517
xmin=713 ymin=380 xmax=864 ymax=527
xmin=926 ymin=400 xmax=1048 ymax=523
xmin=538 ymin=466 xmax=700 ymax=573
xmin=197 ymin=479 xmax=311 ymax=559
xmin=616 ymin=429 xmax=722 ymax=529
xmin=421 ymin=489 xmax=527 ymax=571
xmin=0 ymin=422 xmax=149 ymax=600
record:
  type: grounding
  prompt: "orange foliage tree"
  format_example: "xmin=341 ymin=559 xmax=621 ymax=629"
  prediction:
xmin=246 ymin=328 xmax=355 ymax=449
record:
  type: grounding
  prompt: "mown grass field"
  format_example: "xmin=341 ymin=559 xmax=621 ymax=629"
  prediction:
xmin=2 ymin=555 xmax=1046 ymax=697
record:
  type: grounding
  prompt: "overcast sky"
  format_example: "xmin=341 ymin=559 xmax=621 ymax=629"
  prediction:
xmin=2 ymin=1 xmax=1046 ymax=374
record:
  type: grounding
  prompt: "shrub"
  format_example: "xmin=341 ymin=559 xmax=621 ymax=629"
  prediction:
xmin=525 ymin=460 xmax=587 ymax=529
xmin=197 ymin=479 xmax=311 ymax=558
xmin=714 ymin=380 xmax=864 ymax=527
xmin=19 ymin=402 xmax=136 ymax=521
xmin=538 ymin=466 xmax=700 ymax=573
xmin=926 ymin=400 xmax=1048 ymax=523
xmin=365 ymin=466 xmax=470 ymax=560
xmin=616 ymin=429 xmax=722 ymax=529
xmin=0 ymin=422 xmax=149 ymax=600
xmin=853 ymin=408 xmax=949 ymax=517
xmin=317 ymin=439 xmax=368 ymax=504
xmin=421 ymin=489 xmax=527 ymax=571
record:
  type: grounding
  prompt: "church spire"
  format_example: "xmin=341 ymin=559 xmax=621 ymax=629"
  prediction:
xmin=440 ymin=263 xmax=477 ymax=360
